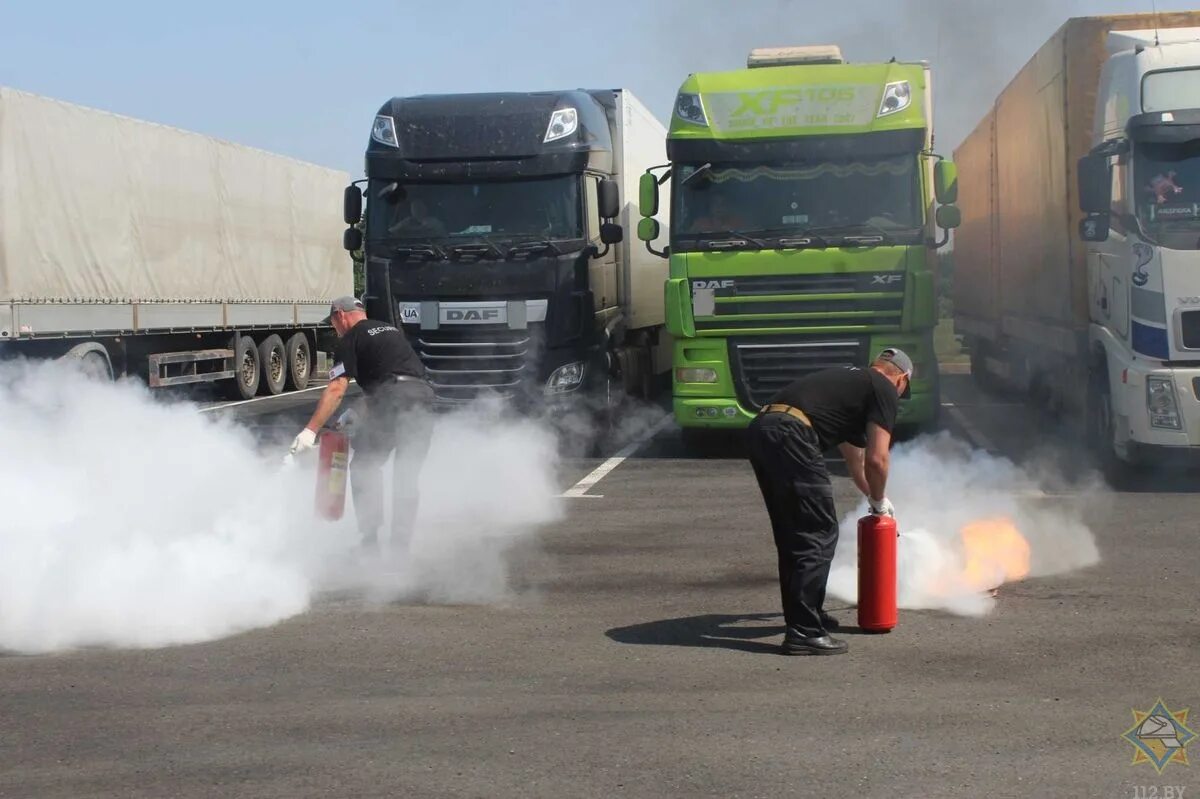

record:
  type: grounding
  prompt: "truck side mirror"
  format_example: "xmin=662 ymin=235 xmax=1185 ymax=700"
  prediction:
xmin=1078 ymin=154 xmax=1112 ymax=214
xmin=1079 ymin=212 xmax=1110 ymax=242
xmin=639 ymin=172 xmax=659 ymax=217
xmin=598 ymin=179 xmax=620 ymax=220
xmin=637 ymin=217 xmax=660 ymax=242
xmin=934 ymin=160 xmax=958 ymax=205
xmin=344 ymin=185 xmax=363 ymax=225
xmin=935 ymin=204 xmax=961 ymax=229
xmin=343 ymin=227 xmax=363 ymax=252
xmin=600 ymin=222 xmax=623 ymax=245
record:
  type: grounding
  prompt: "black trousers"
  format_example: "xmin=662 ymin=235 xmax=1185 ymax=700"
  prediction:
xmin=746 ymin=413 xmax=840 ymax=638
xmin=349 ymin=379 xmax=435 ymax=548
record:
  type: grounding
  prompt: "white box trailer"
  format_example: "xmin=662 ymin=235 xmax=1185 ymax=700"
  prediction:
xmin=0 ymin=86 xmax=352 ymax=397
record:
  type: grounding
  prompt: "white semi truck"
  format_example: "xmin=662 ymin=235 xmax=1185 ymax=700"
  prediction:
xmin=0 ymin=87 xmax=352 ymax=397
xmin=954 ymin=13 xmax=1200 ymax=477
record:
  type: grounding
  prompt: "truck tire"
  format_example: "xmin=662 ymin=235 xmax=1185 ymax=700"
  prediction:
xmin=257 ymin=334 xmax=287 ymax=396
xmin=227 ymin=335 xmax=260 ymax=400
xmin=285 ymin=332 xmax=312 ymax=391
xmin=1087 ymin=363 xmax=1135 ymax=488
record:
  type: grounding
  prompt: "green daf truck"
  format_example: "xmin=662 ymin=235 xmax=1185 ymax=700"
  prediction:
xmin=637 ymin=46 xmax=960 ymax=444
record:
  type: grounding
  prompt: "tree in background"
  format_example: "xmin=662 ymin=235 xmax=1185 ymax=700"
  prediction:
xmin=350 ymin=214 xmax=365 ymax=298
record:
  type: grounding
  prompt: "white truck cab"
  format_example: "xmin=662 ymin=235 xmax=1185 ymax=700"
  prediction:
xmin=1079 ymin=28 xmax=1200 ymax=467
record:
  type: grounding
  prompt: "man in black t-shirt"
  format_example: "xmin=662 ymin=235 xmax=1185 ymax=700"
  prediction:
xmin=746 ymin=348 xmax=912 ymax=656
xmin=290 ymin=296 xmax=434 ymax=553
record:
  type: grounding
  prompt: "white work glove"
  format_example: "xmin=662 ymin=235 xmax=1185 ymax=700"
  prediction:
xmin=289 ymin=428 xmax=318 ymax=456
xmin=868 ymin=496 xmax=895 ymax=517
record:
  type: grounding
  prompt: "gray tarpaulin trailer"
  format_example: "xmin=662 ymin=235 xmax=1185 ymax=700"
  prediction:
xmin=0 ymin=86 xmax=352 ymax=397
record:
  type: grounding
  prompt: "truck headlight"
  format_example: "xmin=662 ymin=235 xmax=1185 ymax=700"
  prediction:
xmin=546 ymin=361 xmax=586 ymax=393
xmin=877 ymin=81 xmax=912 ymax=117
xmin=1147 ymin=376 xmax=1183 ymax=430
xmin=544 ymin=108 xmax=579 ymax=143
xmin=674 ymin=93 xmax=709 ymax=127
xmin=372 ymin=115 xmax=399 ymax=147
xmin=676 ymin=367 xmax=718 ymax=383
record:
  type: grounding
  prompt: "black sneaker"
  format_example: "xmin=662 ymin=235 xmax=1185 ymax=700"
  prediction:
xmin=781 ymin=632 xmax=849 ymax=656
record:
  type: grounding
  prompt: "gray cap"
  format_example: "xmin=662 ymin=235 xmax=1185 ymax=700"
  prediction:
xmin=877 ymin=347 xmax=913 ymax=398
xmin=877 ymin=347 xmax=913 ymax=377
xmin=321 ymin=295 xmax=364 ymax=324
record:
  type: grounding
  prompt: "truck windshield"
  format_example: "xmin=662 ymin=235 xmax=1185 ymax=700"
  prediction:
xmin=1135 ymin=140 xmax=1200 ymax=250
xmin=367 ymin=176 xmax=583 ymax=246
xmin=673 ymin=155 xmax=921 ymax=249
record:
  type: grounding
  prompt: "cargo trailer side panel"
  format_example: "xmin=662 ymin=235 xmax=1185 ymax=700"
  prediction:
xmin=617 ymin=90 xmax=669 ymax=332
xmin=0 ymin=87 xmax=351 ymax=307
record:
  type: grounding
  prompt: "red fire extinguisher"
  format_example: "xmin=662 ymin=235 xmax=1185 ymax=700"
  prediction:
xmin=315 ymin=429 xmax=350 ymax=521
xmin=857 ymin=513 xmax=898 ymax=632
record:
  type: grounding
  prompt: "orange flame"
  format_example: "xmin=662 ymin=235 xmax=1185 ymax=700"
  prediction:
xmin=959 ymin=517 xmax=1031 ymax=591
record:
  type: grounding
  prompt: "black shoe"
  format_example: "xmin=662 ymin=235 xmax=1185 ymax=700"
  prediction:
xmin=820 ymin=612 xmax=840 ymax=632
xmin=781 ymin=632 xmax=849 ymax=656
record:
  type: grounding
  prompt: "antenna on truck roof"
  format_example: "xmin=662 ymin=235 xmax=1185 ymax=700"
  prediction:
xmin=1152 ymin=0 xmax=1162 ymax=45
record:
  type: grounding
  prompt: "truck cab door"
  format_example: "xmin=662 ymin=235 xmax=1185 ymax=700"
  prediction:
xmin=586 ymin=176 xmax=618 ymax=316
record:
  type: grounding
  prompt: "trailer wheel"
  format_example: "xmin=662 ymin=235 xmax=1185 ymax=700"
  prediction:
xmin=257 ymin=334 xmax=287 ymax=396
xmin=226 ymin=335 xmax=260 ymax=400
xmin=285 ymin=332 xmax=312 ymax=391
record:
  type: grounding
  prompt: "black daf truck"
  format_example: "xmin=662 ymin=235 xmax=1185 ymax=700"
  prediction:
xmin=341 ymin=89 xmax=670 ymax=420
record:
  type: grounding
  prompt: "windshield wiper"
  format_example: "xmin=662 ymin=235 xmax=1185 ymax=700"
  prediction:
xmin=777 ymin=223 xmax=894 ymax=249
xmin=446 ymin=237 xmax=505 ymax=260
xmin=392 ymin=243 xmax=446 ymax=260
xmin=507 ymin=239 xmax=564 ymax=258
xmin=697 ymin=229 xmax=769 ymax=249
xmin=679 ymin=162 xmax=713 ymax=187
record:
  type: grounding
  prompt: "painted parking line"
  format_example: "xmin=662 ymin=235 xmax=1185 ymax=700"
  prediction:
xmin=198 ymin=384 xmax=327 ymax=414
xmin=560 ymin=413 xmax=674 ymax=499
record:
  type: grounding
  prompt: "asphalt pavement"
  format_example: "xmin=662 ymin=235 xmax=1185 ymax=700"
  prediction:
xmin=2 ymin=371 xmax=1197 ymax=798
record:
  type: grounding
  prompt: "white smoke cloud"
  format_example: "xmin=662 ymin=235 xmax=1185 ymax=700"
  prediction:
xmin=826 ymin=431 xmax=1102 ymax=616
xmin=0 ymin=361 xmax=561 ymax=655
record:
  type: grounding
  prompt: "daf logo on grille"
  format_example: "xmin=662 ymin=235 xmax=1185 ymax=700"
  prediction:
xmin=446 ymin=308 xmax=500 ymax=321
xmin=692 ymin=279 xmax=735 ymax=290
xmin=870 ymin=274 xmax=903 ymax=285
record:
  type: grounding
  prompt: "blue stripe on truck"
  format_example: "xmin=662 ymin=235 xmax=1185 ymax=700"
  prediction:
xmin=1132 ymin=320 xmax=1170 ymax=360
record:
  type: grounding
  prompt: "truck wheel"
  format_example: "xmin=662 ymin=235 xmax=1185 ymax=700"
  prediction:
xmin=257 ymin=335 xmax=287 ymax=396
xmin=285 ymin=332 xmax=312 ymax=391
xmin=1087 ymin=365 xmax=1134 ymax=488
xmin=226 ymin=336 xmax=260 ymax=400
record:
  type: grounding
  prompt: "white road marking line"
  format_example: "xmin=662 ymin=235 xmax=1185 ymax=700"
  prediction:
xmin=560 ymin=413 xmax=673 ymax=498
xmin=198 ymin=384 xmax=326 ymax=413
xmin=944 ymin=404 xmax=1000 ymax=454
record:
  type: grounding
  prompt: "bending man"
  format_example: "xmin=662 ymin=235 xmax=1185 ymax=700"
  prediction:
xmin=290 ymin=296 xmax=435 ymax=553
xmin=746 ymin=348 xmax=911 ymax=656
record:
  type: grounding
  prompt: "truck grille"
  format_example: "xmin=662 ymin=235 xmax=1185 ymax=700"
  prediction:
xmin=413 ymin=326 xmax=540 ymax=403
xmin=695 ymin=272 xmax=905 ymax=331
xmin=729 ymin=336 xmax=869 ymax=410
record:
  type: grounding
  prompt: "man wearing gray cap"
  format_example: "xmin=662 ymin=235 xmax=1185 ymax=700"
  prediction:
xmin=746 ymin=348 xmax=912 ymax=656
xmin=290 ymin=296 xmax=434 ymax=553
